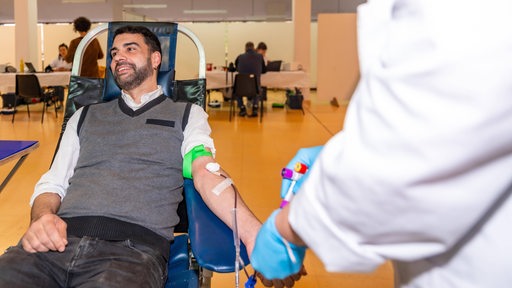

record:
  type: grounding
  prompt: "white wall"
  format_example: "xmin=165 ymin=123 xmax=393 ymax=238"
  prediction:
xmin=0 ymin=25 xmax=15 ymax=69
xmin=176 ymin=22 xmax=298 ymax=80
xmin=0 ymin=21 xmax=329 ymax=87
xmin=317 ymin=14 xmax=359 ymax=101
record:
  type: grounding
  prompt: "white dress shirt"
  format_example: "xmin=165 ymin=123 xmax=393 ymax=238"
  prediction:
xmin=50 ymin=57 xmax=72 ymax=71
xmin=32 ymin=86 xmax=214 ymax=204
xmin=290 ymin=0 xmax=512 ymax=287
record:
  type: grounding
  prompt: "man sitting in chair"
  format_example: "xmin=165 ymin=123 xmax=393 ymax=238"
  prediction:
xmin=234 ymin=41 xmax=267 ymax=117
xmin=0 ymin=25 xmax=304 ymax=288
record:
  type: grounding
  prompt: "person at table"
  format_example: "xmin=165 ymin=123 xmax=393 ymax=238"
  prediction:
xmin=257 ymin=42 xmax=269 ymax=65
xmin=47 ymin=43 xmax=72 ymax=109
xmin=256 ymin=42 xmax=269 ymax=101
xmin=65 ymin=16 xmax=104 ymax=78
xmin=234 ymin=41 xmax=267 ymax=117
xmin=49 ymin=43 xmax=72 ymax=72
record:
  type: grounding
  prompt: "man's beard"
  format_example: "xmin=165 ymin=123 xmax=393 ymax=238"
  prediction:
xmin=113 ymin=58 xmax=153 ymax=91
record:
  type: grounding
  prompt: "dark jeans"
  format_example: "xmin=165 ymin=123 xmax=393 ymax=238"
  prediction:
xmin=0 ymin=236 xmax=167 ymax=288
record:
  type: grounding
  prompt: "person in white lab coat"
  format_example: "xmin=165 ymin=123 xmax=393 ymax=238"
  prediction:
xmin=250 ymin=0 xmax=512 ymax=287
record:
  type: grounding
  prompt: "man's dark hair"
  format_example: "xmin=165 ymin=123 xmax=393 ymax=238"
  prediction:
xmin=257 ymin=42 xmax=267 ymax=51
xmin=113 ymin=25 xmax=162 ymax=56
xmin=245 ymin=41 xmax=255 ymax=52
xmin=73 ymin=17 xmax=92 ymax=33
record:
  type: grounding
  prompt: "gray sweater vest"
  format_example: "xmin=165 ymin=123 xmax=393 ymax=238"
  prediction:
xmin=58 ymin=95 xmax=190 ymax=240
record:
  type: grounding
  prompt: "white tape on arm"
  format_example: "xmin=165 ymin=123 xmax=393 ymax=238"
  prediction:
xmin=212 ymin=178 xmax=233 ymax=196
xmin=206 ymin=162 xmax=222 ymax=176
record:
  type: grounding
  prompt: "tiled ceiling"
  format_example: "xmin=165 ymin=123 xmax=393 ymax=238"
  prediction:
xmin=0 ymin=0 xmax=366 ymax=24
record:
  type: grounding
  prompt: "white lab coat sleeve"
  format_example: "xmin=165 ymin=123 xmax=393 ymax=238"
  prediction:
xmin=289 ymin=0 xmax=512 ymax=273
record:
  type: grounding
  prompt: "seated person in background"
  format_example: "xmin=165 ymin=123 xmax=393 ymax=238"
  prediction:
xmin=256 ymin=42 xmax=269 ymax=101
xmin=235 ymin=41 xmax=267 ymax=117
xmin=0 ymin=25 xmax=303 ymax=288
xmin=47 ymin=43 xmax=71 ymax=109
xmin=49 ymin=43 xmax=72 ymax=72
xmin=257 ymin=42 xmax=269 ymax=65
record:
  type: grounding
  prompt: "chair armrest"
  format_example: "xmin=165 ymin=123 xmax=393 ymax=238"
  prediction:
xmin=184 ymin=179 xmax=250 ymax=273
xmin=168 ymin=234 xmax=190 ymax=274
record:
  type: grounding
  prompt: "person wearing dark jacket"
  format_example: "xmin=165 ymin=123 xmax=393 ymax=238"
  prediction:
xmin=234 ymin=42 xmax=266 ymax=117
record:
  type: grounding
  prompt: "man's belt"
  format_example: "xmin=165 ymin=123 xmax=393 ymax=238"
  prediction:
xmin=62 ymin=216 xmax=170 ymax=261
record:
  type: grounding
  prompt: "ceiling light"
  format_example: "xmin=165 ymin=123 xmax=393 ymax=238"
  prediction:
xmin=183 ymin=9 xmax=227 ymax=14
xmin=123 ymin=4 xmax=168 ymax=9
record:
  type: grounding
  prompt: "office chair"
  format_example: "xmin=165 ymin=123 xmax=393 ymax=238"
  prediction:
xmin=229 ymin=73 xmax=263 ymax=122
xmin=57 ymin=22 xmax=248 ymax=288
xmin=12 ymin=74 xmax=57 ymax=124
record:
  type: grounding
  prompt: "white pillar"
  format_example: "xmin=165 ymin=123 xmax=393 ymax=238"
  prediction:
xmin=14 ymin=0 xmax=38 ymax=71
xmin=292 ymin=0 xmax=311 ymax=99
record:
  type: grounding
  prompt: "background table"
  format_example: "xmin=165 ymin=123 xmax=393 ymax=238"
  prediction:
xmin=0 ymin=72 xmax=71 ymax=94
xmin=0 ymin=140 xmax=39 ymax=193
xmin=206 ymin=70 xmax=309 ymax=90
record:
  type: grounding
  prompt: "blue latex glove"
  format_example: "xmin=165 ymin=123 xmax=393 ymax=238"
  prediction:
xmin=251 ymin=210 xmax=307 ymax=280
xmin=280 ymin=146 xmax=323 ymax=199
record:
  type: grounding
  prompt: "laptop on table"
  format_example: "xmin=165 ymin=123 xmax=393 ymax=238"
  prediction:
xmin=266 ymin=60 xmax=282 ymax=72
xmin=24 ymin=62 xmax=38 ymax=73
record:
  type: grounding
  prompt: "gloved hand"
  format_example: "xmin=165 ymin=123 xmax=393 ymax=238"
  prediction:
xmin=251 ymin=210 xmax=307 ymax=280
xmin=280 ymin=146 xmax=323 ymax=199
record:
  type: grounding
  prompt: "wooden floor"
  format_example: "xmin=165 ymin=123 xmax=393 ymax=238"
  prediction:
xmin=0 ymin=90 xmax=394 ymax=288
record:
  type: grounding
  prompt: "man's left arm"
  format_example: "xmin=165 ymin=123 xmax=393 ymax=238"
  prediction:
xmin=184 ymin=106 xmax=305 ymax=286
xmin=191 ymin=154 xmax=261 ymax=254
xmin=184 ymin=105 xmax=260 ymax=250
xmin=191 ymin=155 xmax=306 ymax=287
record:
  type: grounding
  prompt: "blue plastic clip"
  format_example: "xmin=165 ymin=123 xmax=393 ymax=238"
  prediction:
xmin=245 ymin=274 xmax=257 ymax=288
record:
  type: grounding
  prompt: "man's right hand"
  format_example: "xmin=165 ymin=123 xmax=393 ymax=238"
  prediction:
xmin=21 ymin=213 xmax=68 ymax=253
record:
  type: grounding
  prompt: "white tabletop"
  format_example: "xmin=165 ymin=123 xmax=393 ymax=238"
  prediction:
xmin=0 ymin=72 xmax=71 ymax=94
xmin=206 ymin=70 xmax=309 ymax=90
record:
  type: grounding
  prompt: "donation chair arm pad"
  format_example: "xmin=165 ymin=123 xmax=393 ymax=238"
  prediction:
xmin=184 ymin=179 xmax=250 ymax=273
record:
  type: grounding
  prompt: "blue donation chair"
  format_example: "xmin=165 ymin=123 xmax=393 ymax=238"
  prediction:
xmin=57 ymin=21 xmax=250 ymax=288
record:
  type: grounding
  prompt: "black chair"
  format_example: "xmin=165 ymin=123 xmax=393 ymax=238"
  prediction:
xmin=229 ymin=73 xmax=263 ymax=122
xmin=12 ymin=74 xmax=57 ymax=124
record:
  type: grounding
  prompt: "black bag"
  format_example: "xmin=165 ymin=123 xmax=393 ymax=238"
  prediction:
xmin=285 ymin=88 xmax=304 ymax=110
xmin=1 ymin=93 xmax=23 ymax=114
xmin=5 ymin=65 xmax=16 ymax=73
xmin=1 ymin=93 xmax=21 ymax=108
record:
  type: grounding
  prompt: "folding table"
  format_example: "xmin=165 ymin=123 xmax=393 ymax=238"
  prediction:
xmin=0 ymin=140 xmax=39 ymax=193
